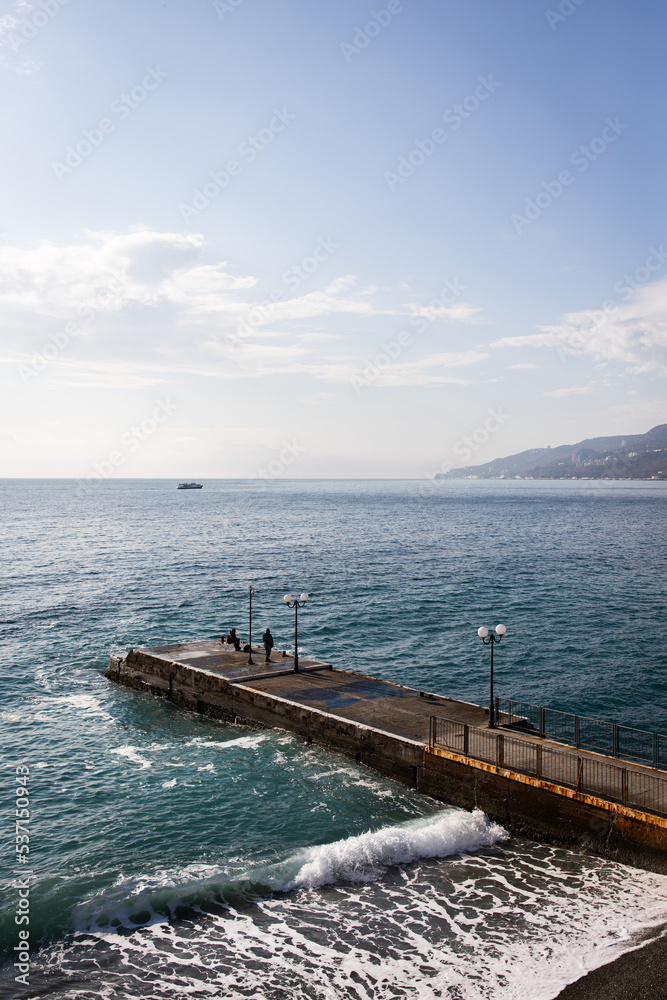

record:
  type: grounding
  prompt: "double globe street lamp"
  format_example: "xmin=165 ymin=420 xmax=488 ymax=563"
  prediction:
xmin=284 ymin=593 xmax=309 ymax=673
xmin=477 ymin=624 xmax=507 ymax=728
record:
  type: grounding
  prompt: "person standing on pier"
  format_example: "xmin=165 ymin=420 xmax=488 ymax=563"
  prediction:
xmin=263 ymin=628 xmax=274 ymax=663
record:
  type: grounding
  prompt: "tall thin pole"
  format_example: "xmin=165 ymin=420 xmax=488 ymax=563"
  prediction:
xmin=294 ymin=603 xmax=299 ymax=673
xmin=489 ymin=637 xmax=494 ymax=728
xmin=247 ymin=587 xmax=254 ymax=665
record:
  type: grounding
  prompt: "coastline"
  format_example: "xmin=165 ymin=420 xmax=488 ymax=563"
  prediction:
xmin=556 ymin=928 xmax=667 ymax=999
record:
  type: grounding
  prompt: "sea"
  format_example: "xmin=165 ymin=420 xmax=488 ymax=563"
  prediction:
xmin=1 ymin=478 xmax=666 ymax=1000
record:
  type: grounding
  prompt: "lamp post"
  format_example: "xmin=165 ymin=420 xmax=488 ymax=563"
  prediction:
xmin=283 ymin=593 xmax=308 ymax=672
xmin=477 ymin=624 xmax=507 ymax=728
xmin=247 ymin=586 xmax=255 ymax=666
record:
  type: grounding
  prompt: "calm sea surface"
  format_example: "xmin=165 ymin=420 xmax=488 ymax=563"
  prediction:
xmin=1 ymin=479 xmax=666 ymax=999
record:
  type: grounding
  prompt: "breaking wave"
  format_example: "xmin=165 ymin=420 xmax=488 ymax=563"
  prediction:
xmin=74 ymin=808 xmax=506 ymax=934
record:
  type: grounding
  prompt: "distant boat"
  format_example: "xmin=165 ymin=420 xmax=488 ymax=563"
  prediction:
xmin=177 ymin=482 xmax=203 ymax=490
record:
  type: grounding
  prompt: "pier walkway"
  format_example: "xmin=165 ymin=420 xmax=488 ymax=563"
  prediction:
xmin=123 ymin=638 xmax=484 ymax=740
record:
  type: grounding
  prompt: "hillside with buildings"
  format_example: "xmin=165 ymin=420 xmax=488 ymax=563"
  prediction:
xmin=435 ymin=424 xmax=667 ymax=480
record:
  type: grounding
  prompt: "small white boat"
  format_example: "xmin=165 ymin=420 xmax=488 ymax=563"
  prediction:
xmin=177 ymin=482 xmax=203 ymax=489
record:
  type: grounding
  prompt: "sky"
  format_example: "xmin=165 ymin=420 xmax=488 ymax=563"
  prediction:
xmin=0 ymin=0 xmax=665 ymax=479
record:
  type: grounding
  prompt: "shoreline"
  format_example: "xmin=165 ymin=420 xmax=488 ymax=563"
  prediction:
xmin=556 ymin=927 xmax=667 ymax=999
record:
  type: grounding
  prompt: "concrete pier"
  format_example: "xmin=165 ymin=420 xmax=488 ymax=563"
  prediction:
xmin=106 ymin=639 xmax=667 ymax=874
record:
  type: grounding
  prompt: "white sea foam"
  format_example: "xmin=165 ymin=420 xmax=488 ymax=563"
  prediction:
xmin=109 ymin=746 xmax=153 ymax=769
xmin=35 ymin=799 xmax=667 ymax=1000
xmin=52 ymin=694 xmax=114 ymax=719
xmin=309 ymin=766 xmax=399 ymax=798
xmin=64 ymin=833 xmax=667 ymax=1000
xmin=186 ymin=734 xmax=269 ymax=750
xmin=60 ymin=694 xmax=103 ymax=711
xmin=72 ymin=808 xmax=507 ymax=939
xmin=31 ymin=692 xmax=115 ymax=723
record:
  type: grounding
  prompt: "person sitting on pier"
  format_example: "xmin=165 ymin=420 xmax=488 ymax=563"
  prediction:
xmin=226 ymin=628 xmax=241 ymax=651
xmin=263 ymin=628 xmax=274 ymax=663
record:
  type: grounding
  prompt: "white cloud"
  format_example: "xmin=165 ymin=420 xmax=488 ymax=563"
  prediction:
xmin=197 ymin=347 xmax=486 ymax=387
xmin=0 ymin=230 xmax=386 ymax=339
xmin=408 ymin=302 xmax=484 ymax=324
xmin=0 ymin=2 xmax=42 ymax=75
xmin=299 ymin=391 xmax=337 ymax=405
xmin=0 ymin=228 xmax=491 ymax=390
xmin=346 ymin=350 xmax=488 ymax=388
xmin=492 ymin=276 xmax=667 ymax=374
xmin=543 ymin=383 xmax=595 ymax=398
xmin=14 ymin=346 xmax=488 ymax=391
xmin=0 ymin=229 xmax=247 ymax=317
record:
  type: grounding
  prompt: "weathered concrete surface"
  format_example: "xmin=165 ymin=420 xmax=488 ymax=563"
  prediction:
xmin=425 ymin=747 xmax=667 ymax=875
xmin=128 ymin=638 xmax=333 ymax=681
xmin=106 ymin=640 xmax=667 ymax=874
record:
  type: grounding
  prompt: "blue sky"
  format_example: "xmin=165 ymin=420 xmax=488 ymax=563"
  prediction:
xmin=1 ymin=0 xmax=665 ymax=478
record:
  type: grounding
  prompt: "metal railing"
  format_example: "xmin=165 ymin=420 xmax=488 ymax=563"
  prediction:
xmin=496 ymin=697 xmax=667 ymax=771
xmin=429 ymin=716 xmax=667 ymax=818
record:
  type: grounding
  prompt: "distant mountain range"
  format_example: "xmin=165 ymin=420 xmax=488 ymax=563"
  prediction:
xmin=435 ymin=424 xmax=667 ymax=480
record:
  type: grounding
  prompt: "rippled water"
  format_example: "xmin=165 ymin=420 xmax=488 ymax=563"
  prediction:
xmin=1 ymin=479 xmax=666 ymax=999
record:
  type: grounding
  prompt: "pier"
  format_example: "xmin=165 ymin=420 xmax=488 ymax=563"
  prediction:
xmin=107 ymin=639 xmax=667 ymax=874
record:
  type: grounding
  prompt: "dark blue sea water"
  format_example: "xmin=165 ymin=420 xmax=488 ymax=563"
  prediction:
xmin=1 ymin=479 xmax=666 ymax=999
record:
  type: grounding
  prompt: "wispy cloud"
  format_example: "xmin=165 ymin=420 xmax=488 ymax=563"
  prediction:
xmin=298 ymin=391 xmax=337 ymax=405
xmin=0 ymin=229 xmax=386 ymax=333
xmin=408 ymin=302 xmax=485 ymax=324
xmin=344 ymin=350 xmax=487 ymax=388
xmin=0 ymin=229 xmax=246 ymax=316
xmin=492 ymin=276 xmax=667 ymax=374
xmin=543 ymin=383 xmax=595 ymax=398
xmin=0 ymin=2 xmax=44 ymax=74
xmin=1 ymin=228 xmax=489 ymax=389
